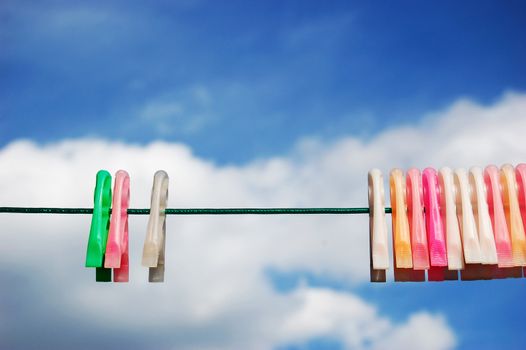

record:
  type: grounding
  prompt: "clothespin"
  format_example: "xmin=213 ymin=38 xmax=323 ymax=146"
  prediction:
xmin=390 ymin=169 xmax=424 ymax=281
xmin=104 ymin=170 xmax=130 ymax=282
xmin=406 ymin=168 xmax=430 ymax=272
xmin=438 ymin=167 xmax=463 ymax=279
xmin=86 ymin=170 xmax=113 ymax=282
xmin=422 ymin=168 xmax=448 ymax=281
xmin=500 ymin=164 xmax=526 ymax=272
xmin=484 ymin=165 xmax=519 ymax=278
xmin=454 ymin=168 xmax=483 ymax=280
xmin=469 ymin=167 xmax=498 ymax=279
xmin=142 ymin=170 xmax=169 ymax=282
xmin=516 ymin=163 xmax=526 ymax=277
xmin=368 ymin=169 xmax=389 ymax=282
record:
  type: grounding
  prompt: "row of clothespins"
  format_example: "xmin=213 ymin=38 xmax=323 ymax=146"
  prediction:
xmin=86 ymin=170 xmax=168 ymax=282
xmin=368 ymin=164 xmax=526 ymax=282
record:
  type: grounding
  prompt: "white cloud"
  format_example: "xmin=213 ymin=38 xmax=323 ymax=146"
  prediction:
xmin=1 ymin=91 xmax=526 ymax=349
xmin=371 ymin=312 xmax=456 ymax=350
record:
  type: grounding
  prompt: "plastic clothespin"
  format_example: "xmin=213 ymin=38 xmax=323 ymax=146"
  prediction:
xmin=142 ymin=170 xmax=169 ymax=282
xmin=454 ymin=168 xmax=484 ymax=280
xmin=406 ymin=168 xmax=430 ymax=273
xmin=86 ymin=170 xmax=113 ymax=282
xmin=438 ymin=167 xmax=463 ymax=279
xmin=422 ymin=168 xmax=448 ymax=281
xmin=104 ymin=170 xmax=130 ymax=282
xmin=484 ymin=165 xmax=519 ymax=278
xmin=390 ymin=169 xmax=424 ymax=281
xmin=469 ymin=167 xmax=498 ymax=279
xmin=368 ymin=169 xmax=389 ymax=282
xmin=517 ymin=164 xmax=526 ymax=230
xmin=516 ymin=164 xmax=526 ymax=277
xmin=500 ymin=164 xmax=526 ymax=271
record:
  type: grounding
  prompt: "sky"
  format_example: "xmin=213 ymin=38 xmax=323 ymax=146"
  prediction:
xmin=1 ymin=1 xmax=526 ymax=349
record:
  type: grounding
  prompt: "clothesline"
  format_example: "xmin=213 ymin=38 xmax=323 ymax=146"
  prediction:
xmin=0 ymin=207 xmax=392 ymax=215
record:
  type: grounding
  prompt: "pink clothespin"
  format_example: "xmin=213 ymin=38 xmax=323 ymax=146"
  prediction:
xmin=104 ymin=170 xmax=130 ymax=282
xmin=484 ymin=165 xmax=520 ymax=278
xmin=422 ymin=168 xmax=448 ymax=281
xmin=406 ymin=168 xmax=430 ymax=272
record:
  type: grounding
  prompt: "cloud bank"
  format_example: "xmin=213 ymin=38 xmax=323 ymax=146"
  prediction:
xmin=2 ymin=91 xmax=525 ymax=349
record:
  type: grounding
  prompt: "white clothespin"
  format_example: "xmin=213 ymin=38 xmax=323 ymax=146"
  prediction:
xmin=468 ymin=167 xmax=498 ymax=265
xmin=438 ymin=167 xmax=464 ymax=271
xmin=142 ymin=170 xmax=169 ymax=282
xmin=454 ymin=168 xmax=482 ymax=265
xmin=368 ymin=169 xmax=389 ymax=282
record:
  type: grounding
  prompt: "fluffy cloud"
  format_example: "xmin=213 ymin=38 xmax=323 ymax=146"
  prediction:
xmin=2 ymin=91 xmax=525 ymax=349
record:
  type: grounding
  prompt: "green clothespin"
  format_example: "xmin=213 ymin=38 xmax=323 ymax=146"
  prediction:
xmin=86 ymin=170 xmax=112 ymax=282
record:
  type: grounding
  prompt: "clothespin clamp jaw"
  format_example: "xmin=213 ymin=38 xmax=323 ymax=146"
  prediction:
xmin=368 ymin=169 xmax=389 ymax=282
xmin=105 ymin=170 xmax=130 ymax=282
xmin=142 ymin=170 xmax=169 ymax=282
xmin=86 ymin=170 xmax=113 ymax=282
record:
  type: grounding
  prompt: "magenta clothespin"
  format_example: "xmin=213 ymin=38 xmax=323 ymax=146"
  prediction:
xmin=104 ymin=170 xmax=130 ymax=282
xmin=406 ymin=168 xmax=430 ymax=272
xmin=517 ymin=164 xmax=526 ymax=228
xmin=516 ymin=164 xmax=526 ymax=277
xmin=422 ymin=168 xmax=448 ymax=281
xmin=484 ymin=165 xmax=519 ymax=278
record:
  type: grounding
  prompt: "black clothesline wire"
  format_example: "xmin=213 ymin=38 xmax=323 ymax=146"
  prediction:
xmin=0 ymin=207 xmax=392 ymax=215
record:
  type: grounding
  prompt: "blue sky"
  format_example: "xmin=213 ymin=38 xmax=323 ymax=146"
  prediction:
xmin=2 ymin=1 xmax=526 ymax=350
xmin=2 ymin=0 xmax=525 ymax=163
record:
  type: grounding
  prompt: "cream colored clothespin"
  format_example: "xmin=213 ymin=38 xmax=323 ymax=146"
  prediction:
xmin=142 ymin=170 xmax=169 ymax=282
xmin=469 ymin=167 xmax=498 ymax=265
xmin=438 ymin=167 xmax=464 ymax=271
xmin=368 ymin=169 xmax=389 ymax=282
xmin=454 ymin=168 xmax=482 ymax=265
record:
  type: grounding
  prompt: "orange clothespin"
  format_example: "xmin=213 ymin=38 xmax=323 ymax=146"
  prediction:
xmin=485 ymin=165 xmax=520 ymax=278
xmin=390 ymin=169 xmax=424 ymax=281
xmin=501 ymin=164 xmax=526 ymax=274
